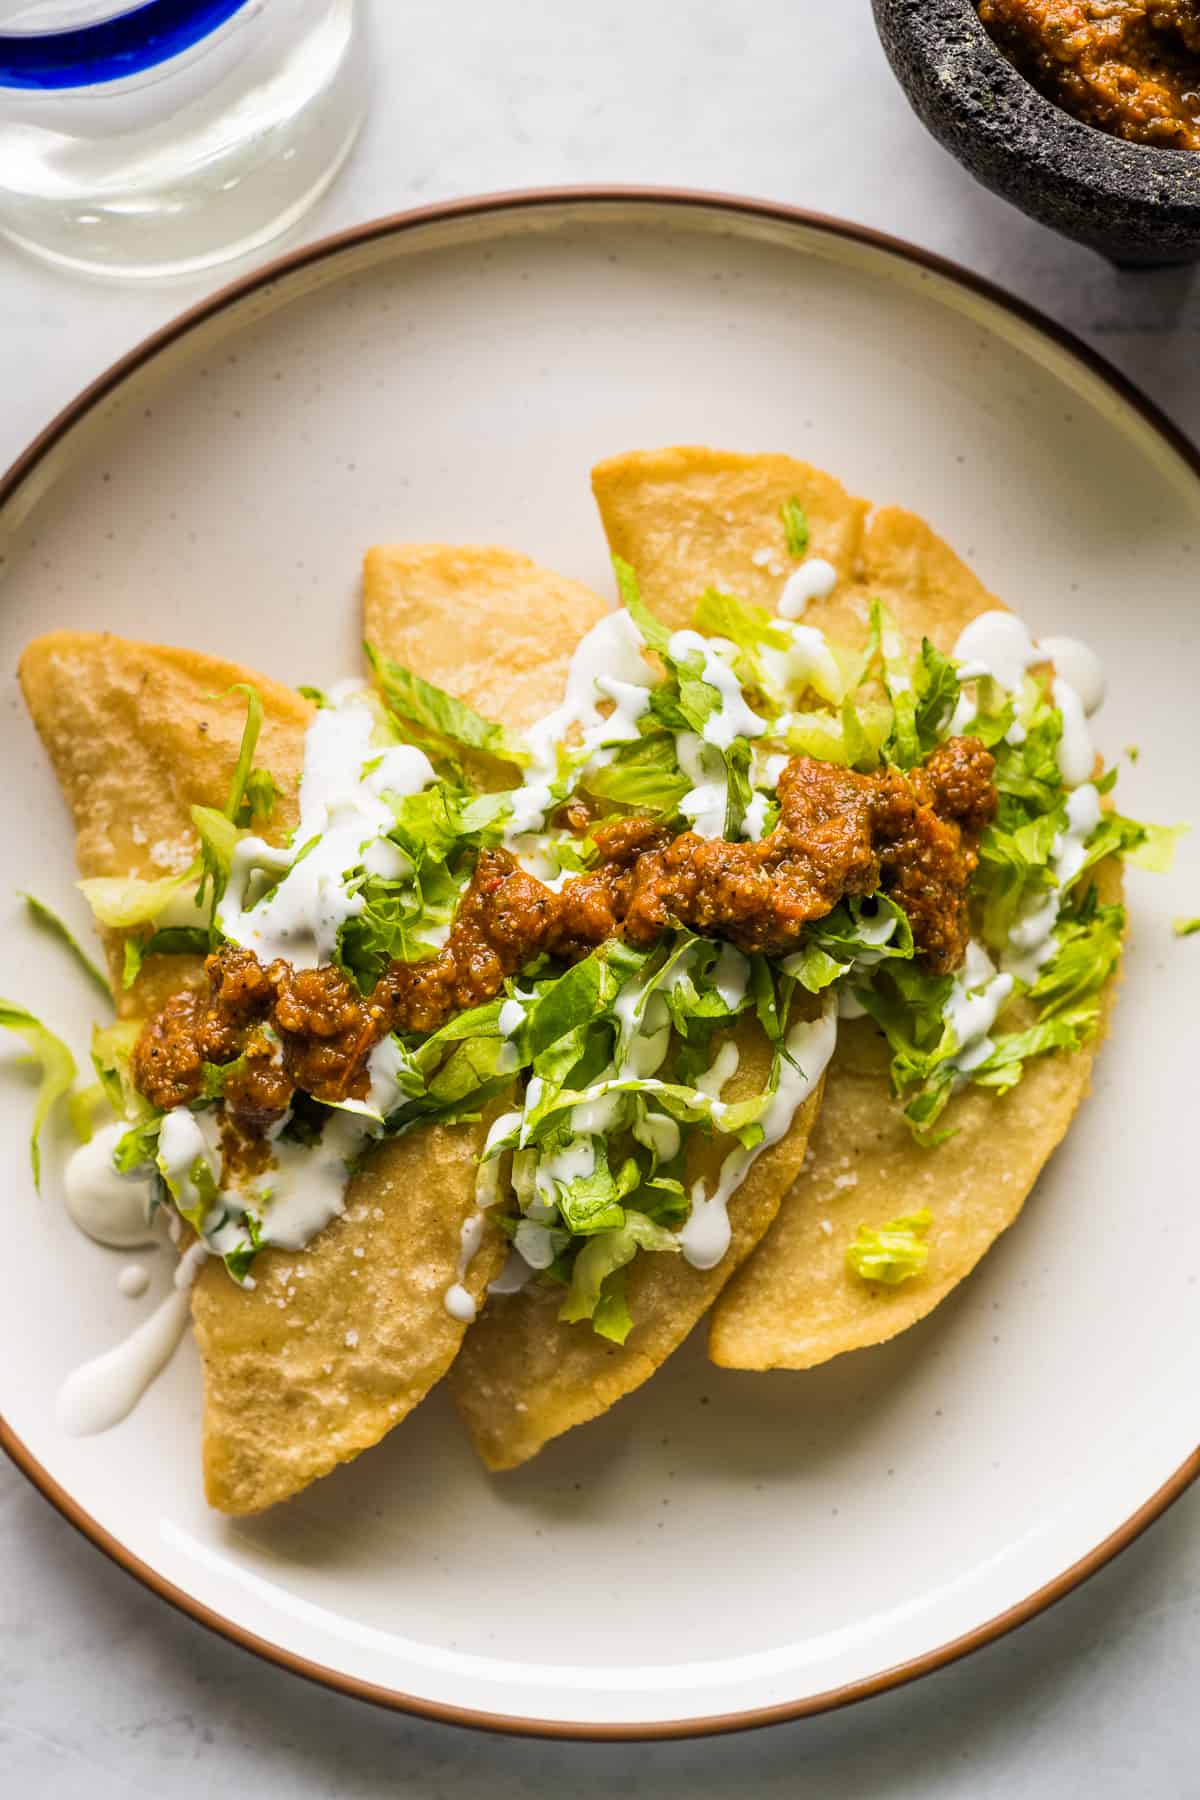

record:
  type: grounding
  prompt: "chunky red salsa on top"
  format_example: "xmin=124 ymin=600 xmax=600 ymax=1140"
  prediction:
xmin=130 ymin=738 xmax=997 ymax=1135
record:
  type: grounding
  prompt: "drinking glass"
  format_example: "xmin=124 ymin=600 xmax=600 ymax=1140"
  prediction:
xmin=0 ymin=0 xmax=365 ymax=278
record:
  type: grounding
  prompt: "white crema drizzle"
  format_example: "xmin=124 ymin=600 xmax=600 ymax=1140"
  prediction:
xmin=952 ymin=611 xmax=1103 ymax=787
xmin=218 ymin=684 xmax=437 ymax=970
xmin=64 ymin=1120 xmax=158 ymax=1250
xmin=679 ymin=997 xmax=839 ymax=1271
xmin=55 ymin=1236 xmax=209 ymax=1437
xmin=946 ymin=610 xmax=1109 ymax=1044
xmin=503 ymin=610 xmax=653 ymax=865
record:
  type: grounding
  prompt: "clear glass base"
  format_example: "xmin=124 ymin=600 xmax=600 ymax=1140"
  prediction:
xmin=0 ymin=0 xmax=365 ymax=280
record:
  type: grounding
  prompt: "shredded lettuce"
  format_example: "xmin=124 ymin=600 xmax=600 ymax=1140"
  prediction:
xmin=0 ymin=1001 xmax=77 ymax=1189
xmin=965 ymin=1006 xmax=1101 ymax=1091
xmin=583 ymin=730 xmax=690 ymax=818
xmin=859 ymin=880 xmax=1123 ymax=1142
xmin=1127 ymin=823 xmax=1186 ymax=873
xmin=122 ymin=924 xmax=211 ymax=990
xmin=1028 ymin=889 xmax=1124 ymax=1016
xmin=241 ymin=767 xmax=278 ymax=826
xmin=191 ymin=803 xmax=241 ymax=918
xmin=972 ymin=686 xmax=1070 ymax=950
xmin=156 ymin=1143 xmax=218 ymax=1234
xmin=378 ymin=932 xmax=772 ymax=1329
xmin=618 ymin=564 xmax=723 ymax=734
xmin=21 ymin=893 xmax=110 ymax=1000
xmin=201 ymin=1054 xmax=244 ymax=1101
xmin=81 ymin=691 xmax=269 ymax=937
xmin=875 ymin=602 xmax=920 ymax=768
xmin=333 ymin=784 xmax=521 ymax=990
xmin=113 ymin=1115 xmax=161 ymax=1175
xmin=555 ymin=1142 xmax=641 ymax=1236
xmin=846 ymin=1210 xmax=932 ymax=1285
xmin=783 ymin=895 xmax=914 ymax=994
xmin=216 ymin=682 xmax=264 ymax=824
xmin=558 ymin=1211 xmax=679 ymax=1340
xmin=619 ymin=564 xmax=765 ymax=838
xmin=339 ymin=861 xmax=464 ymax=992
xmin=780 ymin=496 xmax=810 ymax=558
xmin=79 ymin=871 xmax=194 ymax=930
xmin=366 ymin=642 xmax=529 ymax=767
xmin=91 ymin=1019 xmax=144 ymax=1120
xmin=692 ymin=589 xmax=789 ymax=693
xmin=912 ymin=641 xmax=962 ymax=760
xmin=1174 ymin=916 xmax=1200 ymax=938
xmin=722 ymin=736 xmax=753 ymax=839
xmin=870 ymin=609 xmax=964 ymax=771
xmin=647 ymin=652 xmax=721 ymax=742
xmin=223 ymin=1208 xmax=263 ymax=1284
xmin=67 ymin=1082 xmax=105 ymax=1146
xmin=782 ymin=699 xmax=890 ymax=772
xmin=613 ymin=557 xmax=672 ymax=655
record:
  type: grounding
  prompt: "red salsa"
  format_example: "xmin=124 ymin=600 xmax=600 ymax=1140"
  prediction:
xmin=978 ymin=0 xmax=1200 ymax=149
xmin=130 ymin=740 xmax=997 ymax=1134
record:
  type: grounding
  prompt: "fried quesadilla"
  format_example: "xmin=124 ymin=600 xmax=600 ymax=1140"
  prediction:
xmin=591 ymin=447 xmax=1132 ymax=1371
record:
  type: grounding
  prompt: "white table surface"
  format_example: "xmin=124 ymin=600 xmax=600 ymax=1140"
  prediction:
xmin=2 ymin=3 xmax=1197 ymax=1793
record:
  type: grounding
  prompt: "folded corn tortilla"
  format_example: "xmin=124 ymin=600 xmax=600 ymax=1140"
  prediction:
xmin=358 ymin=560 xmax=827 ymax=1474
xmin=19 ymin=624 xmax=524 ymax=1510
xmin=445 ymin=1012 xmax=825 ymax=1471
xmin=591 ymin=446 xmax=1121 ymax=1372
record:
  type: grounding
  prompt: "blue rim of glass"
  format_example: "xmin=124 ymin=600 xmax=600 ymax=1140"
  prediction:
xmin=0 ymin=0 xmax=251 ymax=89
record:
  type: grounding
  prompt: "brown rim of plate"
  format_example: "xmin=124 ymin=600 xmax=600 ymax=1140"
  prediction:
xmin=1 ymin=185 xmax=1197 ymax=1742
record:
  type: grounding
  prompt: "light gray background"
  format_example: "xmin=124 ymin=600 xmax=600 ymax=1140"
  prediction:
xmin=2 ymin=3 xmax=1197 ymax=1794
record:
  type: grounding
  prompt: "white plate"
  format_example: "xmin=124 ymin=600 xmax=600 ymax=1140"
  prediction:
xmin=1 ymin=192 xmax=1197 ymax=1738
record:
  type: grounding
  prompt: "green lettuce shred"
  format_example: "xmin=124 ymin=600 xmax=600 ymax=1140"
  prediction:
xmin=122 ymin=924 xmax=211 ymax=990
xmin=558 ymin=1212 xmax=679 ymax=1340
xmin=583 ymin=730 xmax=690 ymax=818
xmin=113 ymin=1115 xmax=161 ymax=1175
xmin=21 ymin=893 xmax=110 ymax=1000
xmin=91 ymin=1019 xmax=144 ymax=1120
xmin=859 ymin=884 xmax=1124 ymax=1143
xmin=0 ymin=1001 xmax=77 ymax=1189
xmin=365 ymin=641 xmax=529 ymax=767
xmin=80 ymin=685 xmax=272 ymax=936
xmin=846 ymin=1211 xmax=932 ymax=1285
xmin=1127 ymin=824 xmax=1186 ymax=873
xmin=216 ymin=682 xmax=264 ymax=824
xmin=613 ymin=557 xmax=671 ymax=654
xmin=67 ymin=1082 xmax=105 ymax=1146
xmin=192 ymin=803 xmax=241 ymax=918
xmin=780 ymin=496 xmax=810 ymax=558
xmin=78 ymin=871 xmax=194 ymax=930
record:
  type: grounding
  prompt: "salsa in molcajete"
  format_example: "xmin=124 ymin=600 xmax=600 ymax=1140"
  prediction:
xmin=978 ymin=0 xmax=1200 ymax=150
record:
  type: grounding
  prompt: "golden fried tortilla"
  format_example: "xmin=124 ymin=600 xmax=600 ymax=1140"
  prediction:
xmin=363 ymin=544 xmax=609 ymax=730
xmin=362 ymin=551 xmax=827 ymax=1473
xmin=17 ymin=632 xmax=310 ymax=1018
xmin=447 ymin=1017 xmax=824 ymax=1471
xmin=591 ymin=446 xmax=1121 ymax=1372
xmin=19 ymin=628 xmax=512 ymax=1511
xmin=709 ymin=866 xmax=1122 ymax=1371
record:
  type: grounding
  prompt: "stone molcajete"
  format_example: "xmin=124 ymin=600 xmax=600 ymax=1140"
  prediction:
xmin=873 ymin=0 xmax=1200 ymax=266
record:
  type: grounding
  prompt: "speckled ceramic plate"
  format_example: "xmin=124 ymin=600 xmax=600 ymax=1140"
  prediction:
xmin=1 ymin=191 xmax=1197 ymax=1739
